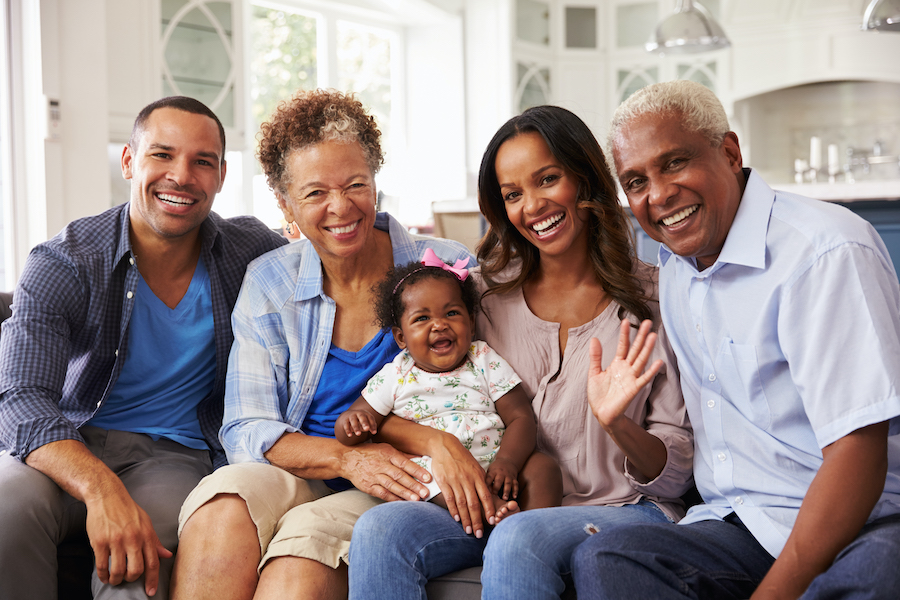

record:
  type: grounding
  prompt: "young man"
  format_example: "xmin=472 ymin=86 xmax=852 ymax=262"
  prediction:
xmin=0 ymin=97 xmax=287 ymax=599
xmin=573 ymin=80 xmax=900 ymax=599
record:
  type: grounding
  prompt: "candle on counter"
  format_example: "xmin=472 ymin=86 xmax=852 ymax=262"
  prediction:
xmin=794 ymin=159 xmax=807 ymax=183
xmin=809 ymin=136 xmax=822 ymax=170
xmin=828 ymin=143 xmax=840 ymax=175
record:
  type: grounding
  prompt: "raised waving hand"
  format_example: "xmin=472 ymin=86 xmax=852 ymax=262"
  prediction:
xmin=587 ymin=319 xmax=663 ymax=430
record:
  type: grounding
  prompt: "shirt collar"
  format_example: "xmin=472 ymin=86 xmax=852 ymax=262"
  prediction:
xmin=659 ymin=168 xmax=772 ymax=272
xmin=381 ymin=211 xmax=421 ymax=264
xmin=114 ymin=204 xmax=134 ymax=267
xmin=115 ymin=203 xmax=221 ymax=269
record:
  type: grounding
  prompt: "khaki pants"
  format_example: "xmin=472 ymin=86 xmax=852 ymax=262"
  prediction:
xmin=178 ymin=462 xmax=383 ymax=571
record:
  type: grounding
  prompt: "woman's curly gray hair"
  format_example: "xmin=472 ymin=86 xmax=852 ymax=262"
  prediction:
xmin=257 ymin=89 xmax=384 ymax=196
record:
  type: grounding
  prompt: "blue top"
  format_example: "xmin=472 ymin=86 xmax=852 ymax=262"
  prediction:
xmin=0 ymin=203 xmax=288 ymax=467
xmin=662 ymin=169 xmax=900 ymax=557
xmin=304 ymin=327 xmax=399 ymax=491
xmin=220 ymin=212 xmax=475 ymax=464
xmin=88 ymin=257 xmax=215 ymax=450
xmin=304 ymin=328 xmax=398 ymax=438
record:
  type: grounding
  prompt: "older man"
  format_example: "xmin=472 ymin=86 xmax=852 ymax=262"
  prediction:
xmin=573 ymin=80 xmax=900 ymax=599
xmin=0 ymin=96 xmax=287 ymax=599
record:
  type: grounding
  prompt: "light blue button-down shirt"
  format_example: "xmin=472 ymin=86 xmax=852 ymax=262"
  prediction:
xmin=661 ymin=170 xmax=900 ymax=557
xmin=220 ymin=212 xmax=475 ymax=465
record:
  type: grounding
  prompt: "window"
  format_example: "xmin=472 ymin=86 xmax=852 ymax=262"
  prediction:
xmin=1 ymin=0 xmax=44 ymax=289
xmin=246 ymin=2 xmax=401 ymax=228
xmin=0 ymin=4 xmax=12 ymax=290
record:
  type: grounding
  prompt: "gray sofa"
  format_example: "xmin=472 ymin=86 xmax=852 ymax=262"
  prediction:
xmin=0 ymin=291 xmax=11 ymax=327
xmin=427 ymin=566 xmax=577 ymax=599
xmin=426 ymin=567 xmax=485 ymax=599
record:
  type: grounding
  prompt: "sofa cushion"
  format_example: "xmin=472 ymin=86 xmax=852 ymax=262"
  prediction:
xmin=426 ymin=567 xmax=483 ymax=600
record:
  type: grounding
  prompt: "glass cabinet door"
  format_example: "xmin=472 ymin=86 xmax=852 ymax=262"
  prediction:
xmin=517 ymin=0 xmax=550 ymax=46
xmin=516 ymin=63 xmax=551 ymax=112
xmin=565 ymin=6 xmax=597 ymax=49
xmin=161 ymin=0 xmax=236 ymax=129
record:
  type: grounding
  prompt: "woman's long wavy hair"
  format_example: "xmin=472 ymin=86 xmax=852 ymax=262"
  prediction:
xmin=476 ymin=105 xmax=652 ymax=324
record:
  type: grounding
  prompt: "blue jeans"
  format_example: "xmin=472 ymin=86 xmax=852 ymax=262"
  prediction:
xmin=572 ymin=514 xmax=900 ymax=599
xmin=349 ymin=500 xmax=488 ymax=600
xmin=481 ymin=499 xmax=671 ymax=600
xmin=347 ymin=499 xmax=670 ymax=600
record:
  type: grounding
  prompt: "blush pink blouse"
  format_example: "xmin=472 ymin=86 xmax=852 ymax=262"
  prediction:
xmin=474 ymin=261 xmax=693 ymax=521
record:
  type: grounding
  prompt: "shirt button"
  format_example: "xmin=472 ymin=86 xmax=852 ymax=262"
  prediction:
xmin=718 ymin=452 xmax=726 ymax=462
xmin=114 ymin=349 xmax=118 ymax=356
xmin=129 ymin=257 xmax=135 ymax=265
xmin=126 ymin=291 xmax=134 ymax=299
xmin=707 ymin=399 xmax=715 ymax=408
xmin=708 ymin=373 xmax=717 ymax=382
xmin=696 ymin=324 xmax=701 ymax=332
xmin=735 ymin=496 xmax=743 ymax=505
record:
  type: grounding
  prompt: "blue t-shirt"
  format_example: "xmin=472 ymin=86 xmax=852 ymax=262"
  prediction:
xmin=88 ymin=258 xmax=215 ymax=449
xmin=302 ymin=327 xmax=399 ymax=490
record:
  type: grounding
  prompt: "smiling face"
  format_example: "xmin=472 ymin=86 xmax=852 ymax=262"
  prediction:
xmin=393 ymin=276 xmax=476 ymax=374
xmin=613 ymin=112 xmax=744 ymax=271
xmin=494 ymin=131 xmax=589 ymax=260
xmin=122 ymin=107 xmax=226 ymax=243
xmin=278 ymin=140 xmax=377 ymax=262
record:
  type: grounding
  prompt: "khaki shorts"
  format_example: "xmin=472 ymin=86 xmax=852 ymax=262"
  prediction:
xmin=178 ymin=462 xmax=383 ymax=571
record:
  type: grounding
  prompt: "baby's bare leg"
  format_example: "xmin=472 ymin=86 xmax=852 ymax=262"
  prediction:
xmin=517 ymin=452 xmax=563 ymax=510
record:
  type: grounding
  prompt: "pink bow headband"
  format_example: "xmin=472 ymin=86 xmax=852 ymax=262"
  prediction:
xmin=420 ymin=248 xmax=469 ymax=281
xmin=391 ymin=248 xmax=469 ymax=298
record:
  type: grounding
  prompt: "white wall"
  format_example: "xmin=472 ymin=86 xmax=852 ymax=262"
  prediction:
xmin=462 ymin=0 xmax=512 ymax=194
xmin=40 ymin=0 xmax=112 ymax=237
xmin=399 ymin=16 xmax=468 ymax=224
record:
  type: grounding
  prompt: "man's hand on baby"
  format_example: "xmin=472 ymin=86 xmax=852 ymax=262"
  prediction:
xmin=340 ymin=410 xmax=379 ymax=438
xmin=486 ymin=457 xmax=519 ymax=501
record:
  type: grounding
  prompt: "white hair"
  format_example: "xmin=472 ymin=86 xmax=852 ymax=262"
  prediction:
xmin=608 ymin=80 xmax=731 ymax=159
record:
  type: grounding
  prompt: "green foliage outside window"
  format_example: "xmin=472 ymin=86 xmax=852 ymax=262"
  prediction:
xmin=249 ymin=7 xmax=317 ymax=137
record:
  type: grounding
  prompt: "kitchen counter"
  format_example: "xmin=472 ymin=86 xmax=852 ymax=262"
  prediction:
xmin=772 ymin=180 xmax=900 ymax=202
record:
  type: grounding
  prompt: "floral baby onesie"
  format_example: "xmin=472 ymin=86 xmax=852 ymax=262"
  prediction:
xmin=362 ymin=340 xmax=522 ymax=497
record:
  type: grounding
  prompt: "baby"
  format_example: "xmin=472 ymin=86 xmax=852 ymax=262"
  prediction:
xmin=335 ymin=249 xmax=561 ymax=521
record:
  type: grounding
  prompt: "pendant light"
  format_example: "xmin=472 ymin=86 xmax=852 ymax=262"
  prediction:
xmin=646 ymin=0 xmax=731 ymax=55
xmin=862 ymin=0 xmax=900 ymax=31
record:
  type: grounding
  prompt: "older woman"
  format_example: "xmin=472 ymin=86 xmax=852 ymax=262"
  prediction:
xmin=348 ymin=105 xmax=693 ymax=599
xmin=170 ymin=90 xmax=473 ymax=600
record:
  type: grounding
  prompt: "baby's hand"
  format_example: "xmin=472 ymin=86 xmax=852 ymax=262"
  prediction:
xmin=485 ymin=458 xmax=519 ymax=501
xmin=340 ymin=410 xmax=379 ymax=438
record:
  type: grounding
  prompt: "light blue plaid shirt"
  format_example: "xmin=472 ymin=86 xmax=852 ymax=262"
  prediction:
xmin=220 ymin=212 xmax=476 ymax=464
